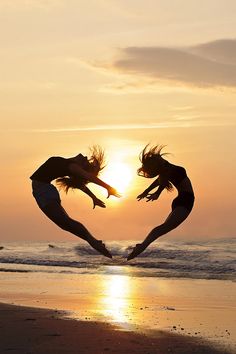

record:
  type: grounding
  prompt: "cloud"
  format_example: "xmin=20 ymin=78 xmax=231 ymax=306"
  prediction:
xmin=16 ymin=123 xmax=188 ymax=133
xmin=189 ymin=39 xmax=236 ymax=65
xmin=96 ymin=39 xmax=236 ymax=89
xmin=5 ymin=119 xmax=235 ymax=135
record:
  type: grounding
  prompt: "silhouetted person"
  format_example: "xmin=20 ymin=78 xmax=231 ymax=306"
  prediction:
xmin=127 ymin=144 xmax=194 ymax=260
xmin=30 ymin=146 xmax=120 ymax=258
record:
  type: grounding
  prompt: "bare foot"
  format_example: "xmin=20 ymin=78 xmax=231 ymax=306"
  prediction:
xmin=88 ymin=239 xmax=112 ymax=258
xmin=127 ymin=243 xmax=147 ymax=261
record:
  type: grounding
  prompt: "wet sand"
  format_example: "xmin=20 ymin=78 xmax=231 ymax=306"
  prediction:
xmin=0 ymin=302 xmax=231 ymax=354
xmin=0 ymin=270 xmax=235 ymax=353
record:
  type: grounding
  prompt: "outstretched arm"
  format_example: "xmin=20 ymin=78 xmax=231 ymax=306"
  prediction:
xmin=69 ymin=163 xmax=120 ymax=198
xmin=145 ymin=184 xmax=165 ymax=202
xmin=79 ymin=185 xmax=106 ymax=209
xmin=137 ymin=177 xmax=160 ymax=200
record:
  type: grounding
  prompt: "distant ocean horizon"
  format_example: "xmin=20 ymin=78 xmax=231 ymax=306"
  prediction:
xmin=0 ymin=238 xmax=235 ymax=281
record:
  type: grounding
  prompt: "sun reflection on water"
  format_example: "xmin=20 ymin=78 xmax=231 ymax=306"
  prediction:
xmin=99 ymin=270 xmax=132 ymax=323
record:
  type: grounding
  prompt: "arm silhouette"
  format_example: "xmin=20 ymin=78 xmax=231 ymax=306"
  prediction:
xmin=69 ymin=163 xmax=121 ymax=198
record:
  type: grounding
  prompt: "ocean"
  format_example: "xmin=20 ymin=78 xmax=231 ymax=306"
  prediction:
xmin=0 ymin=238 xmax=235 ymax=281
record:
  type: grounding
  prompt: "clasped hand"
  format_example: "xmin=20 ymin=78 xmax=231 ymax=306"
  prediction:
xmin=145 ymin=192 xmax=159 ymax=202
xmin=92 ymin=187 xmax=121 ymax=209
xmin=106 ymin=186 xmax=121 ymax=199
xmin=92 ymin=197 xmax=106 ymax=209
xmin=137 ymin=191 xmax=159 ymax=202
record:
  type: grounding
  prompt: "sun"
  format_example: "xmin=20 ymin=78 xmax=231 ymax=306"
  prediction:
xmin=101 ymin=160 xmax=133 ymax=194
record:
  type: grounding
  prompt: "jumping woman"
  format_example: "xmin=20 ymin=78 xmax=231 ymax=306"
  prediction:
xmin=30 ymin=146 xmax=120 ymax=258
xmin=127 ymin=144 xmax=194 ymax=260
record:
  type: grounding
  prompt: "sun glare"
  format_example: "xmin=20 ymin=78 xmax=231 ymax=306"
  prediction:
xmin=101 ymin=160 xmax=133 ymax=194
xmin=100 ymin=273 xmax=131 ymax=323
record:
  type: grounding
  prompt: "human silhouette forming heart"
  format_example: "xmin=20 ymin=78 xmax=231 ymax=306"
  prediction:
xmin=31 ymin=144 xmax=194 ymax=260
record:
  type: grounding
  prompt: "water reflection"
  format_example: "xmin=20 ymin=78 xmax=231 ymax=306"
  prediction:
xmin=100 ymin=270 xmax=132 ymax=323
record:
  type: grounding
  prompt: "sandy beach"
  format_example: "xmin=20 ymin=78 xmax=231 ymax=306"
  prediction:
xmin=0 ymin=301 xmax=233 ymax=354
xmin=0 ymin=268 xmax=235 ymax=354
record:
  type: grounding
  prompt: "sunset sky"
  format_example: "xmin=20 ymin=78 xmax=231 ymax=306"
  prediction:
xmin=1 ymin=0 xmax=235 ymax=242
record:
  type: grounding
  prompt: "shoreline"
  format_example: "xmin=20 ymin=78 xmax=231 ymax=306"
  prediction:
xmin=0 ymin=270 xmax=235 ymax=353
xmin=0 ymin=302 xmax=231 ymax=354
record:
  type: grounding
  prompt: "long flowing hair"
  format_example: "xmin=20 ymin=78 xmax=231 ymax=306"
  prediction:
xmin=56 ymin=145 xmax=105 ymax=193
xmin=137 ymin=144 xmax=173 ymax=191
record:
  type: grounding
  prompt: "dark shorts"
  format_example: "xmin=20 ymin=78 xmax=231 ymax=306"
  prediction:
xmin=171 ymin=192 xmax=195 ymax=212
xmin=32 ymin=180 xmax=61 ymax=210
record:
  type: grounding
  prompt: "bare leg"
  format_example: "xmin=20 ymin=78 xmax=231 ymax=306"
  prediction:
xmin=41 ymin=201 xmax=112 ymax=258
xmin=127 ymin=207 xmax=190 ymax=260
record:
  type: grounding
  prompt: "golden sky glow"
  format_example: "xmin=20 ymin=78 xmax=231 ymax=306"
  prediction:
xmin=101 ymin=157 xmax=133 ymax=194
xmin=0 ymin=0 xmax=236 ymax=241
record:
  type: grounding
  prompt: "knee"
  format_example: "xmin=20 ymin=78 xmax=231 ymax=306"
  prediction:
xmin=153 ymin=222 xmax=177 ymax=234
xmin=60 ymin=217 xmax=86 ymax=233
xmin=153 ymin=224 xmax=166 ymax=232
xmin=56 ymin=216 xmax=75 ymax=231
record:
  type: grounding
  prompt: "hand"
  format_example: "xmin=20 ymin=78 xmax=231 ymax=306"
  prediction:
xmin=107 ymin=186 xmax=121 ymax=199
xmin=93 ymin=197 xmax=106 ymax=209
xmin=137 ymin=191 xmax=148 ymax=201
xmin=146 ymin=192 xmax=159 ymax=202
